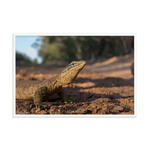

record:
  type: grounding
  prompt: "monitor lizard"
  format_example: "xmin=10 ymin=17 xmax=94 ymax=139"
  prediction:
xmin=16 ymin=61 xmax=86 ymax=108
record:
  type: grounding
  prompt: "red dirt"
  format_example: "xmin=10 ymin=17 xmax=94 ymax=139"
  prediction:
xmin=16 ymin=55 xmax=134 ymax=115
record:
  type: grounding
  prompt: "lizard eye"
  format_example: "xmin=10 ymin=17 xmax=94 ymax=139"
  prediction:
xmin=72 ymin=63 xmax=74 ymax=65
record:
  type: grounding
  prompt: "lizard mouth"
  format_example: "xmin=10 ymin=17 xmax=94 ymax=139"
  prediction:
xmin=76 ymin=61 xmax=86 ymax=71
xmin=81 ymin=61 xmax=86 ymax=65
xmin=80 ymin=61 xmax=86 ymax=68
xmin=80 ymin=61 xmax=86 ymax=65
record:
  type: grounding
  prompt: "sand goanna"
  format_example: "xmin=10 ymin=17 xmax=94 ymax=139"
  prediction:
xmin=16 ymin=61 xmax=86 ymax=108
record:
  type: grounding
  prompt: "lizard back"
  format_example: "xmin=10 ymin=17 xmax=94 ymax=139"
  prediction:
xmin=16 ymin=80 xmax=44 ymax=100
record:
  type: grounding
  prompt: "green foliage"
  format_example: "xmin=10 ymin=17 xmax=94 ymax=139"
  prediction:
xmin=33 ymin=36 xmax=134 ymax=65
xmin=16 ymin=52 xmax=32 ymax=65
xmin=16 ymin=51 xmax=38 ymax=66
xmin=33 ymin=58 xmax=37 ymax=65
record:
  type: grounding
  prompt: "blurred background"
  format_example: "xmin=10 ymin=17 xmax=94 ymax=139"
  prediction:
xmin=16 ymin=36 xmax=134 ymax=67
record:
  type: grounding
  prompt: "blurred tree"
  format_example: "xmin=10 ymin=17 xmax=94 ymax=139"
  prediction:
xmin=33 ymin=58 xmax=37 ymax=65
xmin=32 ymin=36 xmax=134 ymax=65
xmin=16 ymin=51 xmax=39 ymax=66
xmin=16 ymin=51 xmax=32 ymax=65
xmin=38 ymin=36 xmax=70 ymax=65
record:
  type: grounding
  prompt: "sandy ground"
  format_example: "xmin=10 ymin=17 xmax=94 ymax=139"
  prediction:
xmin=16 ymin=54 xmax=134 ymax=115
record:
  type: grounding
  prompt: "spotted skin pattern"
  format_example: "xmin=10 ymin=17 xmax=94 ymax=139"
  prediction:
xmin=16 ymin=61 xmax=86 ymax=108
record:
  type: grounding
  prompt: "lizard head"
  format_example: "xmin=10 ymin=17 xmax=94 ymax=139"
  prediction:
xmin=59 ymin=61 xmax=86 ymax=85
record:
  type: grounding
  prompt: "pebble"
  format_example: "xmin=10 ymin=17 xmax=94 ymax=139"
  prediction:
xmin=111 ymin=106 xmax=124 ymax=112
xmin=35 ymin=108 xmax=41 ymax=113
xmin=37 ymin=110 xmax=48 ymax=114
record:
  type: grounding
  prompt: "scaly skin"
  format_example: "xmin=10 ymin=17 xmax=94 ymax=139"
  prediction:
xmin=16 ymin=61 xmax=86 ymax=108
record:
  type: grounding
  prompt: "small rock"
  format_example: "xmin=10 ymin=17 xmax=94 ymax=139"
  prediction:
xmin=76 ymin=108 xmax=88 ymax=114
xmin=37 ymin=110 xmax=48 ymax=114
xmin=35 ymin=108 xmax=41 ymax=113
xmin=31 ymin=108 xmax=36 ymax=114
xmin=111 ymin=106 xmax=123 ymax=113
xmin=115 ymin=106 xmax=123 ymax=111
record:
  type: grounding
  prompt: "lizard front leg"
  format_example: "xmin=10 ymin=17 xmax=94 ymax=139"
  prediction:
xmin=33 ymin=86 xmax=48 ymax=109
xmin=57 ymin=87 xmax=75 ymax=104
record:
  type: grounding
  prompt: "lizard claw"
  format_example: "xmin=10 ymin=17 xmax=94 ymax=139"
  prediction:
xmin=42 ymin=104 xmax=48 ymax=109
xmin=62 ymin=95 xmax=76 ymax=104
xmin=36 ymin=104 xmax=40 ymax=109
xmin=35 ymin=104 xmax=48 ymax=110
xmin=30 ymin=104 xmax=33 ymax=108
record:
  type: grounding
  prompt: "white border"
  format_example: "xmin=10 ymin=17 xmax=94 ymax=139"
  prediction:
xmin=134 ymin=34 xmax=137 ymax=117
xmin=13 ymin=33 xmax=16 ymax=118
xmin=14 ymin=33 xmax=136 ymax=36
xmin=13 ymin=30 xmax=138 ymax=33
xmin=10 ymin=33 xmax=12 ymax=117
xmin=13 ymin=33 xmax=136 ymax=118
